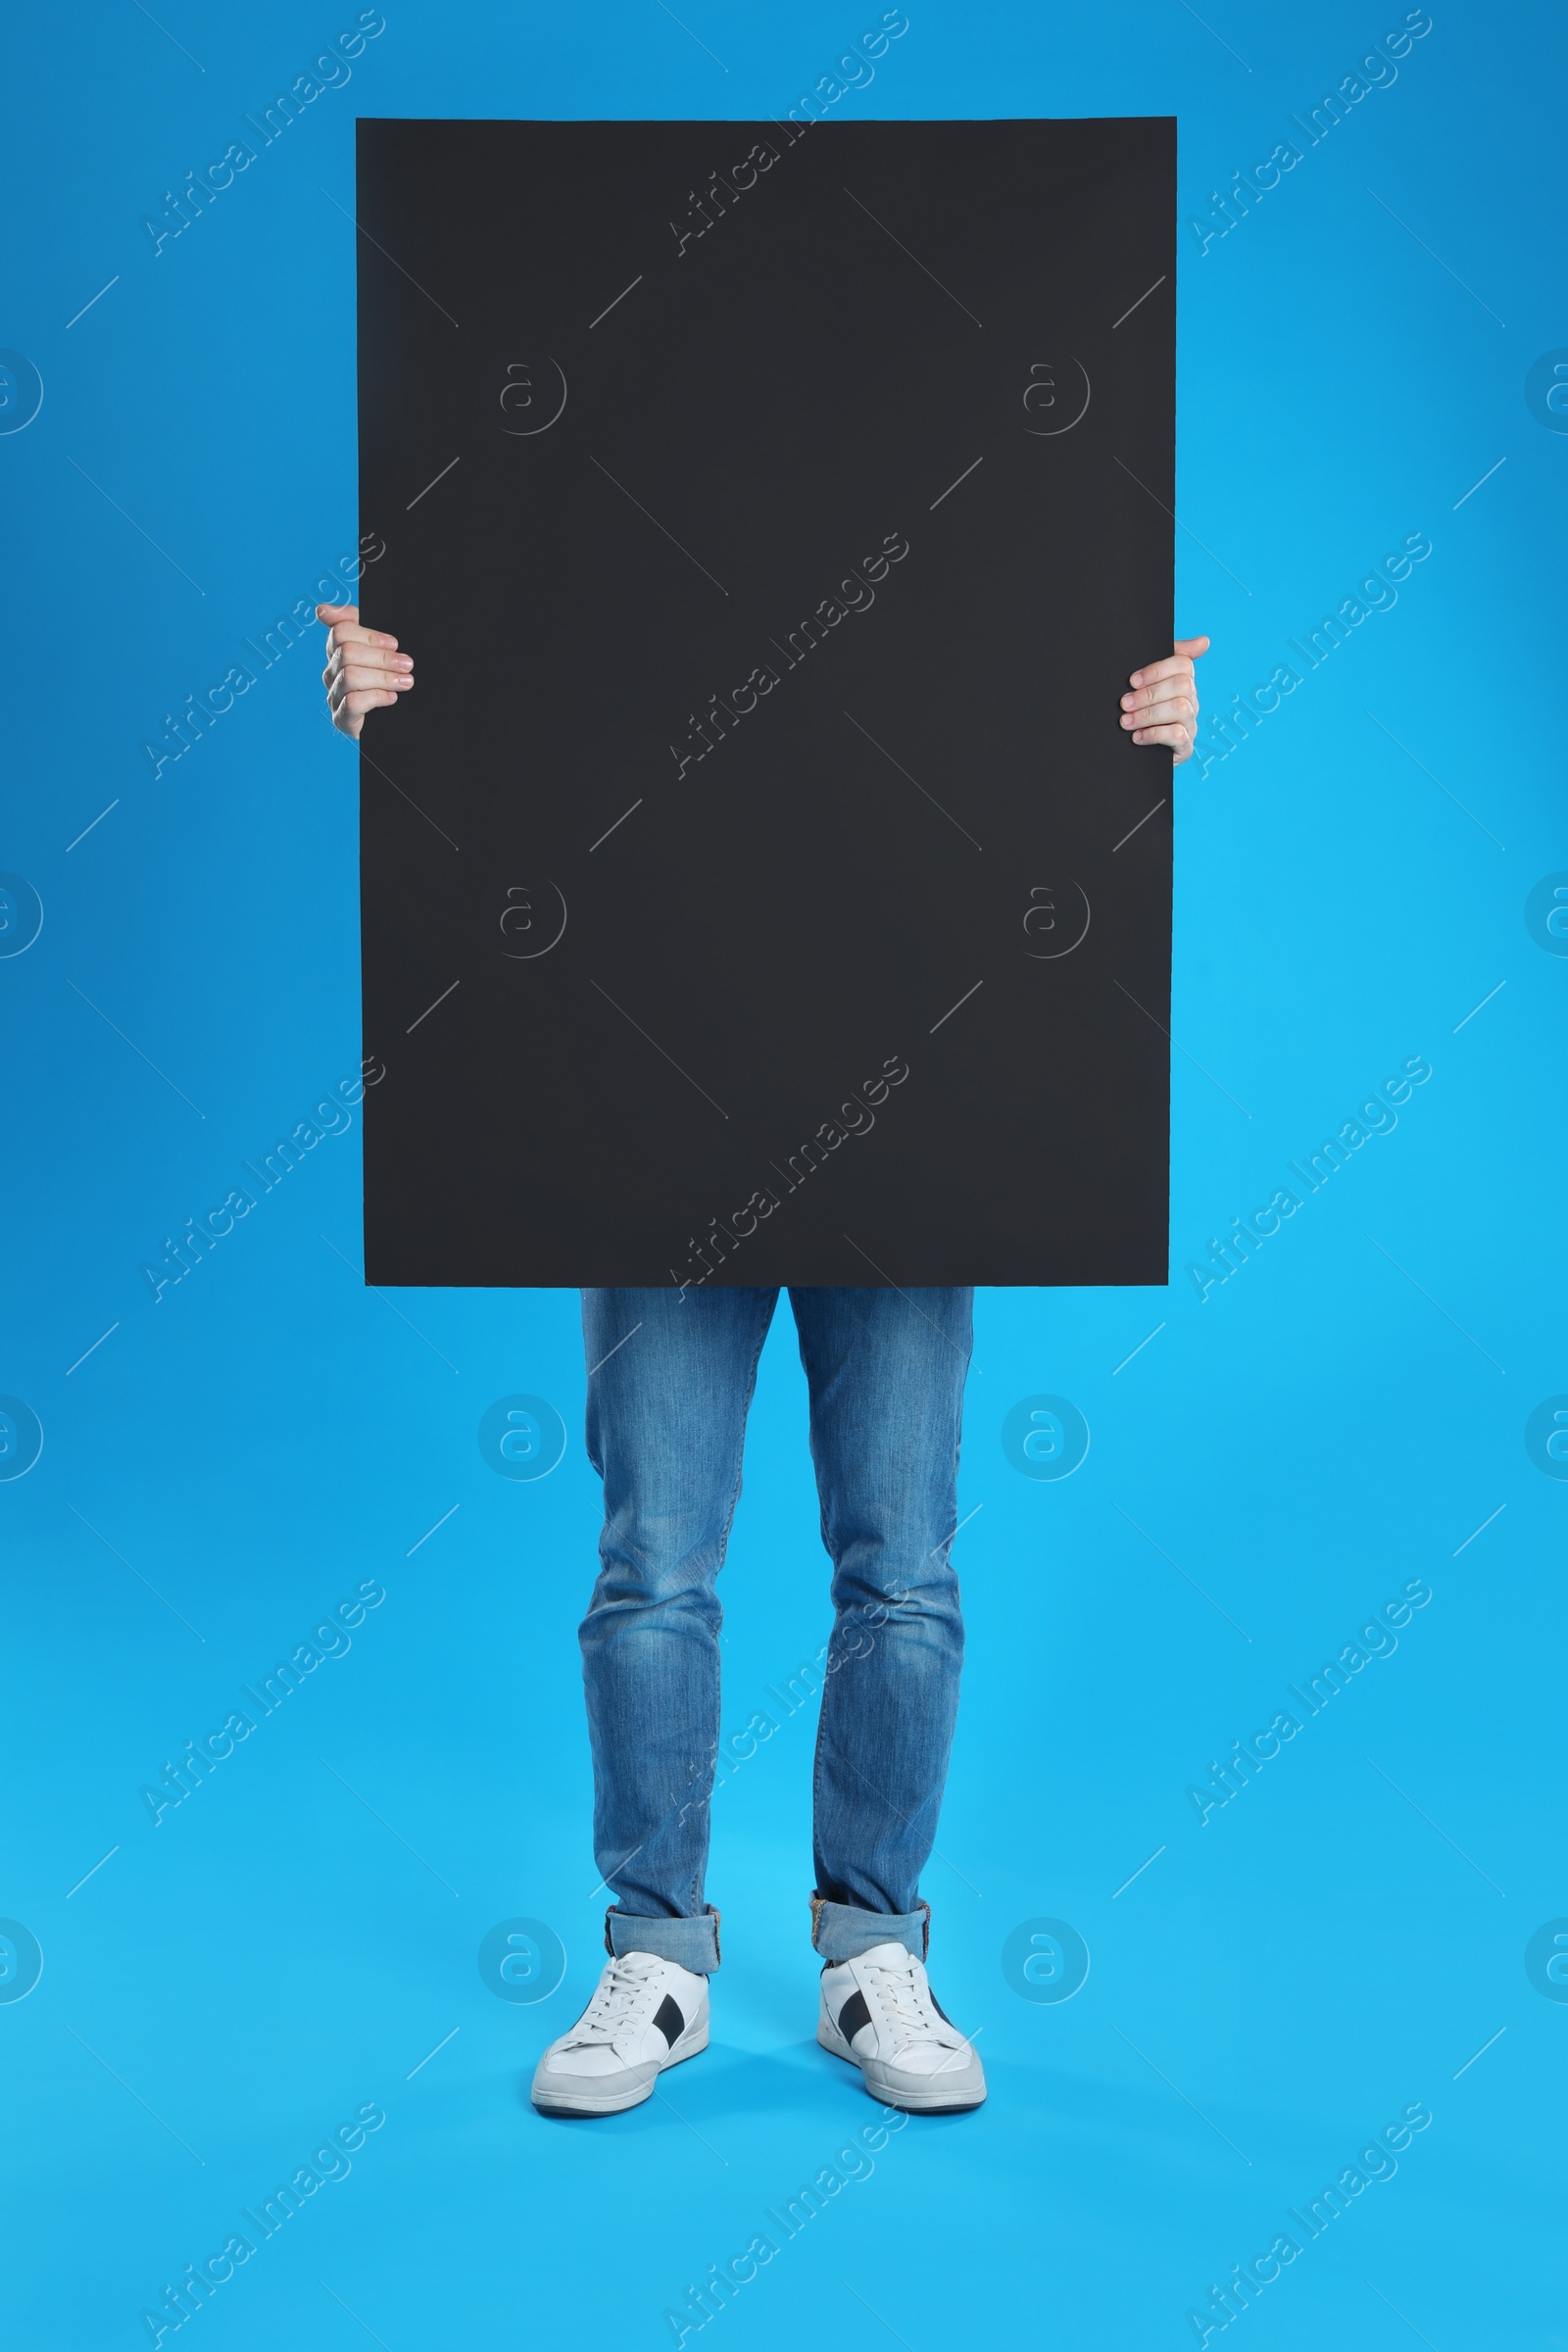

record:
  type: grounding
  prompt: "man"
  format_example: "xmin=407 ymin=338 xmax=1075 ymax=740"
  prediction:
xmin=320 ymin=598 xmax=1205 ymax=2117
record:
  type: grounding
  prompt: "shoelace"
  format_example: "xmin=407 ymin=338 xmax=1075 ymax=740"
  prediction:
xmin=566 ymin=1953 xmax=664 ymax=2044
xmin=862 ymin=1953 xmax=958 ymax=2049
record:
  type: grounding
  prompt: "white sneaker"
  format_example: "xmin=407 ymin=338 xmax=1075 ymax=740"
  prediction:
xmin=531 ymin=1950 xmax=710 ymax=2117
xmin=817 ymin=1939 xmax=986 ymax=2112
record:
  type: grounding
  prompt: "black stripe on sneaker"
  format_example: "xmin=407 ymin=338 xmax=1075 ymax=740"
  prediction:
xmin=651 ymin=1994 xmax=685 ymax=2046
xmin=836 ymin=1989 xmax=872 ymax=2044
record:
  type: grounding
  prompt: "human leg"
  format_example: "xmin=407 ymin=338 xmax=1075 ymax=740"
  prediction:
xmin=577 ymin=1282 xmax=778 ymax=1973
xmin=787 ymin=1284 xmax=974 ymax=1964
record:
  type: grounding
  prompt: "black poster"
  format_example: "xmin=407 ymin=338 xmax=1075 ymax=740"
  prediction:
xmin=356 ymin=116 xmax=1174 ymax=1289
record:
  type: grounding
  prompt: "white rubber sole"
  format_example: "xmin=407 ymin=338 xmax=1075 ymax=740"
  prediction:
xmin=531 ymin=2018 xmax=710 ymax=2117
xmin=817 ymin=2018 xmax=987 ymax=2112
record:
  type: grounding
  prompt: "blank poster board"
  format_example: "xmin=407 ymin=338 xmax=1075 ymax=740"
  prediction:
xmin=356 ymin=116 xmax=1174 ymax=1289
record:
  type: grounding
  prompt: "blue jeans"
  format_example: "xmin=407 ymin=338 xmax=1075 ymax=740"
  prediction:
xmin=579 ymin=1285 xmax=973 ymax=1974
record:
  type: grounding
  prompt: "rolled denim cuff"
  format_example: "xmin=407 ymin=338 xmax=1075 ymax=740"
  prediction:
xmin=605 ymin=1902 xmax=721 ymax=1973
xmin=809 ymin=1892 xmax=929 ymax=1965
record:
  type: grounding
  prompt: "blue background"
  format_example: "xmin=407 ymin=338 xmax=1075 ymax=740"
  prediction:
xmin=2 ymin=2 xmax=1563 ymax=2345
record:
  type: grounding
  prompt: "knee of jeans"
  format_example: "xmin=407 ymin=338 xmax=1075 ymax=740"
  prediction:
xmin=592 ymin=1517 xmax=722 ymax=1615
xmin=834 ymin=1543 xmax=960 ymax=1624
xmin=879 ymin=1585 xmax=964 ymax=1642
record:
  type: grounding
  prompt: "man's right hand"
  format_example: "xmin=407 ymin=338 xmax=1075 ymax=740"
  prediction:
xmin=318 ymin=603 xmax=415 ymax=740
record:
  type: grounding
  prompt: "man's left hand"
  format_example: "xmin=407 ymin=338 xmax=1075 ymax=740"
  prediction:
xmin=1120 ymin=635 xmax=1209 ymax=763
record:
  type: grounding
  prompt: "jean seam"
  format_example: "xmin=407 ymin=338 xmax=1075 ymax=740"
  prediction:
xmin=800 ymin=1298 xmax=849 ymax=1894
xmin=807 ymin=1288 xmax=971 ymax=1919
xmin=791 ymin=1288 xmax=843 ymax=1573
xmin=681 ymin=1296 xmax=775 ymax=1921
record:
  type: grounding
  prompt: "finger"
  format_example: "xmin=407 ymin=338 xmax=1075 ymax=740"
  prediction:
xmin=329 ymin=669 xmax=414 ymax=715
xmin=326 ymin=642 xmax=412 ymax=681
xmin=1127 ymin=702 xmax=1198 ymax=731
xmin=1126 ymin=653 xmax=1195 ymax=693
xmin=328 ymin=619 xmax=402 ymax=654
xmin=1123 ymin=707 xmax=1198 ymax=740
xmin=1130 ymin=720 xmax=1194 ymax=751
xmin=1126 ymin=636 xmax=1210 ymax=689
xmin=327 ymin=662 xmax=414 ymax=706
xmin=318 ymin=605 xmax=403 ymax=653
xmin=334 ymin=687 xmax=402 ymax=726
xmin=1121 ymin=680 xmax=1196 ymax=715
xmin=1120 ymin=693 xmax=1196 ymax=729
